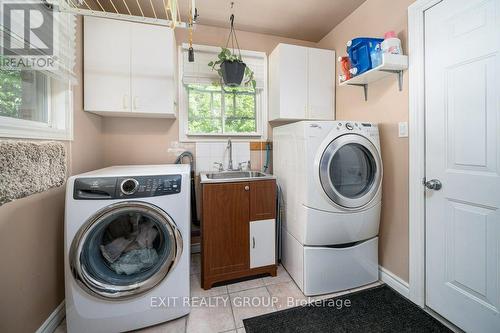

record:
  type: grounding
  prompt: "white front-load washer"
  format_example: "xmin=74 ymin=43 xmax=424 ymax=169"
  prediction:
xmin=274 ymin=121 xmax=382 ymax=295
xmin=64 ymin=165 xmax=190 ymax=333
xmin=274 ymin=120 xmax=382 ymax=245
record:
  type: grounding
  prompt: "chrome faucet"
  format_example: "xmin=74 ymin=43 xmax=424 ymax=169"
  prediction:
xmin=226 ymin=138 xmax=233 ymax=171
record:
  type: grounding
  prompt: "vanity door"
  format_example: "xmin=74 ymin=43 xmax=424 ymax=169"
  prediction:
xmin=202 ymin=182 xmax=250 ymax=278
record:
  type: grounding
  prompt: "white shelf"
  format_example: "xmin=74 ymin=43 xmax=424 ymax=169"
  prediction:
xmin=339 ymin=53 xmax=408 ymax=100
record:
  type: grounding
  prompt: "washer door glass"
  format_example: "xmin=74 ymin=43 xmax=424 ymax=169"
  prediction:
xmin=320 ymin=134 xmax=382 ymax=208
xmin=70 ymin=201 xmax=183 ymax=299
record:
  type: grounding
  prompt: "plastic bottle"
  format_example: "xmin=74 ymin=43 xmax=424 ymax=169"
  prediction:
xmin=338 ymin=56 xmax=352 ymax=82
xmin=381 ymin=31 xmax=402 ymax=55
xmin=370 ymin=43 xmax=382 ymax=68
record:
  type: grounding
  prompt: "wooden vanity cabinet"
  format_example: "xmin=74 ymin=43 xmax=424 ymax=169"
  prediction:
xmin=201 ymin=180 xmax=277 ymax=289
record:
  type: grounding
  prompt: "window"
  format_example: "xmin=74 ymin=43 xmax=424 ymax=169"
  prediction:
xmin=0 ymin=8 xmax=75 ymax=140
xmin=179 ymin=44 xmax=267 ymax=141
xmin=0 ymin=69 xmax=49 ymax=123
xmin=187 ymin=84 xmax=257 ymax=135
xmin=0 ymin=66 xmax=73 ymax=140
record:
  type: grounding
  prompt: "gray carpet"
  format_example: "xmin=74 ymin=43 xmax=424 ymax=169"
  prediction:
xmin=243 ymin=285 xmax=452 ymax=333
xmin=0 ymin=140 xmax=66 ymax=206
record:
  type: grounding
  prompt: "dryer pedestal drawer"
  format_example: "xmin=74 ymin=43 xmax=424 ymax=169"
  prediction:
xmin=303 ymin=237 xmax=378 ymax=296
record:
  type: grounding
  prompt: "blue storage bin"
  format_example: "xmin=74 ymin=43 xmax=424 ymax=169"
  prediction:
xmin=347 ymin=37 xmax=384 ymax=76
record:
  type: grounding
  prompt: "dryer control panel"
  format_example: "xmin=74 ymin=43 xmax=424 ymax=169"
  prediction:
xmin=73 ymin=174 xmax=182 ymax=200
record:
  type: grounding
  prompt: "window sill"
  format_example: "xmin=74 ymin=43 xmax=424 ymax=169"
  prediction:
xmin=0 ymin=116 xmax=73 ymax=141
xmin=180 ymin=132 xmax=264 ymax=143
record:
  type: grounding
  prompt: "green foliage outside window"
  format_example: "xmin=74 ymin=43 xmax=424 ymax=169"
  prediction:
xmin=0 ymin=68 xmax=23 ymax=118
xmin=187 ymin=84 xmax=257 ymax=135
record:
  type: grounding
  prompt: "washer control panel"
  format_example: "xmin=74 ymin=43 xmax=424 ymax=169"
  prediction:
xmin=73 ymin=174 xmax=182 ymax=200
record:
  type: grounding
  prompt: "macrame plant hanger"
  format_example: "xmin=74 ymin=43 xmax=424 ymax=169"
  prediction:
xmin=225 ymin=2 xmax=241 ymax=60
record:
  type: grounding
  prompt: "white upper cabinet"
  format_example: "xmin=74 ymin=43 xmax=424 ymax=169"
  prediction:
xmin=269 ymin=44 xmax=308 ymax=120
xmin=84 ymin=17 xmax=176 ymax=118
xmin=269 ymin=43 xmax=335 ymax=121
xmin=84 ymin=17 xmax=131 ymax=114
xmin=307 ymin=48 xmax=335 ymax=120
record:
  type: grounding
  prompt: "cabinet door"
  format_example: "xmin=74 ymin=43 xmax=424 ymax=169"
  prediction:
xmin=202 ymin=182 xmax=250 ymax=276
xmin=279 ymin=44 xmax=308 ymax=120
xmin=307 ymin=48 xmax=335 ymax=120
xmin=250 ymin=219 xmax=276 ymax=268
xmin=84 ymin=16 xmax=131 ymax=113
xmin=130 ymin=23 xmax=176 ymax=116
xmin=250 ymin=180 xmax=276 ymax=221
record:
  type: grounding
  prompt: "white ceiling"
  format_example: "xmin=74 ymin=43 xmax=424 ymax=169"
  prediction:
xmin=84 ymin=0 xmax=366 ymax=42
xmin=180 ymin=0 xmax=367 ymax=42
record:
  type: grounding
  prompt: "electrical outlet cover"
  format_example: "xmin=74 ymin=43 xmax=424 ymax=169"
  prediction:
xmin=398 ymin=122 xmax=408 ymax=138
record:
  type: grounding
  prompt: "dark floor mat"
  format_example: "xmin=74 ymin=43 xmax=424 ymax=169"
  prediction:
xmin=243 ymin=285 xmax=452 ymax=333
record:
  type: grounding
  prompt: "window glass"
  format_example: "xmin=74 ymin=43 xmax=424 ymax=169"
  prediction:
xmin=187 ymin=84 xmax=257 ymax=135
xmin=0 ymin=68 xmax=49 ymax=123
xmin=329 ymin=143 xmax=376 ymax=198
xmin=81 ymin=209 xmax=173 ymax=286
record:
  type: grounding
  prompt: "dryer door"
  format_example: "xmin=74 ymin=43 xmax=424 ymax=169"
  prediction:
xmin=319 ymin=134 xmax=382 ymax=209
xmin=70 ymin=201 xmax=183 ymax=299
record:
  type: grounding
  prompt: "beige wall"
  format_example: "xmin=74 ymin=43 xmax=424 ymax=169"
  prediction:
xmin=101 ymin=24 xmax=315 ymax=167
xmin=0 ymin=17 xmax=104 ymax=333
xmin=317 ymin=0 xmax=415 ymax=281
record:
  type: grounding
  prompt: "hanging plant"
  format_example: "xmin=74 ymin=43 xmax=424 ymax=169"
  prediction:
xmin=208 ymin=48 xmax=255 ymax=88
xmin=208 ymin=14 xmax=256 ymax=89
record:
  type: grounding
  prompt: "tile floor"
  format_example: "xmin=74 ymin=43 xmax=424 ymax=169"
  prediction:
xmin=56 ymin=253 xmax=382 ymax=333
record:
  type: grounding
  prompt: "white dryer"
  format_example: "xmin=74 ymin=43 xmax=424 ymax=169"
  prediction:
xmin=65 ymin=165 xmax=190 ymax=333
xmin=274 ymin=121 xmax=382 ymax=295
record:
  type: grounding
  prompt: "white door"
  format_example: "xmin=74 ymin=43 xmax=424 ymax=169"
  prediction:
xmin=249 ymin=219 xmax=275 ymax=268
xmin=307 ymin=48 xmax=335 ymax=120
xmin=84 ymin=17 xmax=131 ymax=113
xmin=425 ymin=0 xmax=500 ymax=332
xmin=130 ymin=23 xmax=176 ymax=116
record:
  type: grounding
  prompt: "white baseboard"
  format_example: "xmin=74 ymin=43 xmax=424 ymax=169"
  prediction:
xmin=35 ymin=301 xmax=65 ymax=333
xmin=379 ymin=266 xmax=410 ymax=299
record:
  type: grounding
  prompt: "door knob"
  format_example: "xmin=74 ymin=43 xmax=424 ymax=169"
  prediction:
xmin=244 ymin=185 xmax=250 ymax=191
xmin=424 ymin=179 xmax=442 ymax=190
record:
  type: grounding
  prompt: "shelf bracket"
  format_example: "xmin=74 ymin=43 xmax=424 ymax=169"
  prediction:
xmin=380 ymin=69 xmax=404 ymax=92
xmin=348 ymin=83 xmax=368 ymax=101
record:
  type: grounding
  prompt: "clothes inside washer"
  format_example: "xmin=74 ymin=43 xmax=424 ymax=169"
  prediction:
xmin=100 ymin=213 xmax=160 ymax=275
xmin=110 ymin=248 xmax=159 ymax=275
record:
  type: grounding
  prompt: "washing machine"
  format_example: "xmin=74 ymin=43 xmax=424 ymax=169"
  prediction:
xmin=274 ymin=121 xmax=382 ymax=295
xmin=64 ymin=165 xmax=190 ymax=333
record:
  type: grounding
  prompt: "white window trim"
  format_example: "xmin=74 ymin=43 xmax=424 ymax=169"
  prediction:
xmin=178 ymin=44 xmax=268 ymax=142
xmin=0 ymin=7 xmax=75 ymax=141
xmin=0 ymin=79 xmax=74 ymax=141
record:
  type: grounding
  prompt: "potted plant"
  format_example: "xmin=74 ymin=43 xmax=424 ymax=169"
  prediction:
xmin=208 ymin=47 xmax=256 ymax=88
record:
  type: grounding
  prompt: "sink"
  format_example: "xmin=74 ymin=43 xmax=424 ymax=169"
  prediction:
xmin=200 ymin=171 xmax=275 ymax=183
xmin=206 ymin=171 xmax=266 ymax=179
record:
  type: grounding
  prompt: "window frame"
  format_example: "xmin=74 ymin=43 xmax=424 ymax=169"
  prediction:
xmin=178 ymin=44 xmax=268 ymax=142
xmin=0 ymin=74 xmax=74 ymax=141
xmin=0 ymin=10 xmax=75 ymax=141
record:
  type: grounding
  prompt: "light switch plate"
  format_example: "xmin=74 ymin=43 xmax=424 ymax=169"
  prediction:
xmin=398 ymin=122 xmax=408 ymax=138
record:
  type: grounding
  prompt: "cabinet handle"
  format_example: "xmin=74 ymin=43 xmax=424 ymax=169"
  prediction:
xmin=133 ymin=96 xmax=138 ymax=110
xmin=123 ymin=95 xmax=128 ymax=110
xmin=252 ymin=237 xmax=255 ymax=249
xmin=244 ymin=185 xmax=250 ymax=191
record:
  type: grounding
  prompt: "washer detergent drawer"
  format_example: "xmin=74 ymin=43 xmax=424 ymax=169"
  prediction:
xmin=303 ymin=237 xmax=378 ymax=296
